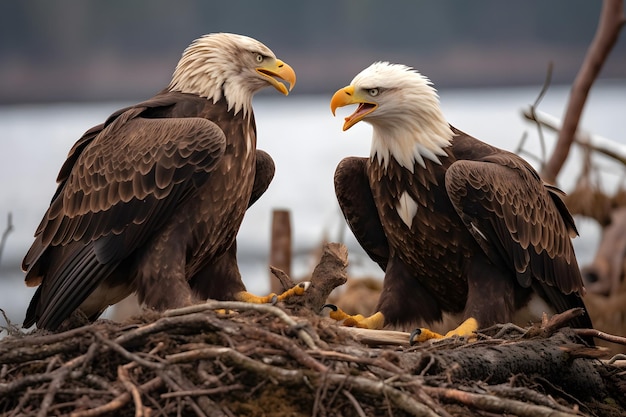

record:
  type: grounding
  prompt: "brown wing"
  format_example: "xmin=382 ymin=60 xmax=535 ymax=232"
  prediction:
xmin=23 ymin=107 xmax=226 ymax=328
xmin=444 ymin=153 xmax=590 ymax=324
xmin=334 ymin=157 xmax=389 ymax=271
xmin=248 ymin=150 xmax=275 ymax=208
xmin=445 ymin=155 xmax=579 ymax=289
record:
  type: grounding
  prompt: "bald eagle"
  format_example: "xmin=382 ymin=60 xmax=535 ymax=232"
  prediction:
xmin=329 ymin=62 xmax=593 ymax=342
xmin=23 ymin=33 xmax=299 ymax=331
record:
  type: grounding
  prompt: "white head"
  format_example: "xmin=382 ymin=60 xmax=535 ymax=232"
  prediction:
xmin=168 ymin=33 xmax=296 ymax=116
xmin=331 ymin=62 xmax=453 ymax=172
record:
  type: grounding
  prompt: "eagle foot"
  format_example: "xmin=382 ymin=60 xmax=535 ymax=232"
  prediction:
xmin=236 ymin=281 xmax=311 ymax=305
xmin=322 ymin=304 xmax=385 ymax=329
xmin=410 ymin=317 xmax=478 ymax=345
xmin=274 ymin=281 xmax=311 ymax=303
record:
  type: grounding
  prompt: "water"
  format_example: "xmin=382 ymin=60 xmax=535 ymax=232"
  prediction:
xmin=1 ymin=83 xmax=624 ymax=328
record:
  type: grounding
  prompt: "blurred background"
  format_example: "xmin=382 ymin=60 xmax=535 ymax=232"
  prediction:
xmin=1 ymin=1 xmax=625 ymax=333
xmin=2 ymin=0 xmax=626 ymax=102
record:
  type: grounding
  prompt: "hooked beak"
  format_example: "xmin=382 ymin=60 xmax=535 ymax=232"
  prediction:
xmin=330 ymin=85 xmax=378 ymax=131
xmin=256 ymin=59 xmax=296 ymax=95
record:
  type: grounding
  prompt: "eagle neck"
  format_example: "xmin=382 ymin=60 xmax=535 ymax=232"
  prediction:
xmin=223 ymin=81 xmax=253 ymax=118
xmin=169 ymin=68 xmax=254 ymax=118
xmin=370 ymin=120 xmax=453 ymax=174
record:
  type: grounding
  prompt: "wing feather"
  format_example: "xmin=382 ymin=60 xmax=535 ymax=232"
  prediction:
xmin=445 ymin=155 xmax=583 ymax=295
xmin=43 ymin=113 xmax=225 ymax=248
xmin=24 ymin=108 xmax=226 ymax=280
xmin=334 ymin=157 xmax=389 ymax=271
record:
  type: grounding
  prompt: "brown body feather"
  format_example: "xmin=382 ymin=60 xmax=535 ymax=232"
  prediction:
xmin=335 ymin=126 xmax=592 ymax=331
xmin=23 ymin=92 xmax=273 ymax=330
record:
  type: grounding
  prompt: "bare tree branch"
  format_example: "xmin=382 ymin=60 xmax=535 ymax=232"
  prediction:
xmin=541 ymin=0 xmax=625 ymax=184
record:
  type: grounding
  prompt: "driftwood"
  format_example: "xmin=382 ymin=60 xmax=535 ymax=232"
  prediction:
xmin=1 ymin=243 xmax=625 ymax=417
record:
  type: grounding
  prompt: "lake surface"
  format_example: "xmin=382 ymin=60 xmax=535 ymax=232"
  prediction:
xmin=1 ymin=83 xmax=624 ymax=328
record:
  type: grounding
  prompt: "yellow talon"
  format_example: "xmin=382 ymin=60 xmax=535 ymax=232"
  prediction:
xmin=445 ymin=317 xmax=478 ymax=339
xmin=235 ymin=281 xmax=311 ymax=304
xmin=274 ymin=281 xmax=310 ymax=302
xmin=411 ymin=317 xmax=478 ymax=344
xmin=323 ymin=305 xmax=385 ymax=329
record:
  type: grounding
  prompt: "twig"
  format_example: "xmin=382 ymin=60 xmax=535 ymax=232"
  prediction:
xmin=575 ymin=328 xmax=626 ymax=346
xmin=522 ymin=61 xmax=553 ymax=168
xmin=487 ymin=384 xmax=586 ymax=415
xmin=37 ymin=372 xmax=66 ymax=417
xmin=157 ymin=369 xmax=216 ymax=417
xmin=242 ymin=326 xmax=328 ymax=372
xmin=0 ymin=324 xmax=96 ymax=364
xmin=112 ymin=311 xmax=232 ymax=346
xmin=160 ymin=384 xmax=244 ymax=399
xmin=424 ymin=386 xmax=582 ymax=417
xmin=70 ymin=376 xmax=163 ymax=417
xmin=522 ymin=308 xmax=599 ymax=344
xmin=485 ymin=322 xmax=528 ymax=339
xmin=309 ymin=349 xmax=405 ymax=375
xmin=118 ymin=365 xmax=145 ymax=417
xmin=269 ymin=265 xmax=296 ymax=291
xmin=342 ymin=389 xmax=367 ymax=417
xmin=95 ymin=332 xmax=164 ymax=370
xmin=0 ymin=309 xmax=21 ymax=337
xmin=163 ymin=301 xmax=318 ymax=349
xmin=36 ymin=346 xmax=97 ymax=417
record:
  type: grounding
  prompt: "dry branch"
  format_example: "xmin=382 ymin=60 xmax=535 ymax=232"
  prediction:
xmin=541 ymin=0 xmax=625 ymax=183
xmin=523 ymin=107 xmax=626 ymax=167
xmin=424 ymin=386 xmax=582 ymax=417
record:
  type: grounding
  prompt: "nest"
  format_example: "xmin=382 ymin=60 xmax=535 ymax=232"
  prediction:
xmin=1 ymin=244 xmax=625 ymax=417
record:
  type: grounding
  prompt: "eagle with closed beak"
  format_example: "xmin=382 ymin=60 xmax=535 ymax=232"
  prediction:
xmin=329 ymin=62 xmax=593 ymax=343
xmin=23 ymin=33 xmax=302 ymax=331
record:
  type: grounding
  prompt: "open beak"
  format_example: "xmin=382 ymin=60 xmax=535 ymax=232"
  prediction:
xmin=256 ymin=59 xmax=296 ymax=95
xmin=330 ymin=85 xmax=378 ymax=131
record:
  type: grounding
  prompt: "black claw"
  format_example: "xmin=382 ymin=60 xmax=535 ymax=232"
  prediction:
xmin=321 ymin=303 xmax=338 ymax=313
xmin=409 ymin=328 xmax=422 ymax=346
xmin=270 ymin=294 xmax=278 ymax=305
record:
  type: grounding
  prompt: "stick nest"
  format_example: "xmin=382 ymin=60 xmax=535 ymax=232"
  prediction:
xmin=1 ymin=243 xmax=625 ymax=417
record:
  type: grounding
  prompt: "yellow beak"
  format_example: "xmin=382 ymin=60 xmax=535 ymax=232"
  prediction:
xmin=330 ymin=85 xmax=378 ymax=131
xmin=256 ymin=59 xmax=296 ymax=95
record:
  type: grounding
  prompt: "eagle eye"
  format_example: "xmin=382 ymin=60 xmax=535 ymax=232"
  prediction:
xmin=255 ymin=53 xmax=265 ymax=63
xmin=368 ymin=88 xmax=380 ymax=97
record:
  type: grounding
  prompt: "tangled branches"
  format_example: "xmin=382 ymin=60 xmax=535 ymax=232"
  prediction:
xmin=1 ymin=244 xmax=625 ymax=416
xmin=0 ymin=301 xmax=625 ymax=416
